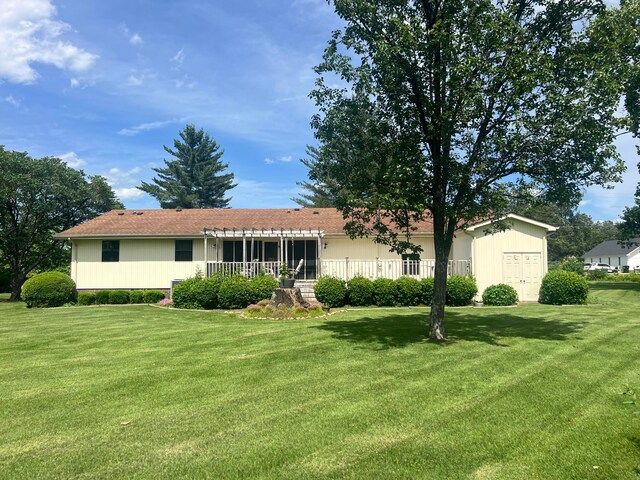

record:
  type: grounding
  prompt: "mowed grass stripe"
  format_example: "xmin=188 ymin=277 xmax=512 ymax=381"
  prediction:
xmin=0 ymin=284 xmax=639 ymax=479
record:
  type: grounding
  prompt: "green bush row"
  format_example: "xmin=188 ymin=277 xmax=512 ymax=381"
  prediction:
xmin=172 ymin=273 xmax=278 ymax=310
xmin=314 ymin=275 xmax=478 ymax=307
xmin=78 ymin=290 xmax=166 ymax=306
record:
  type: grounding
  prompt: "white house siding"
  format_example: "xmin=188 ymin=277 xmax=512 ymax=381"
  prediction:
xmin=321 ymin=235 xmax=436 ymax=260
xmin=470 ymin=219 xmax=549 ymax=302
xmin=73 ymin=239 xmax=208 ymax=290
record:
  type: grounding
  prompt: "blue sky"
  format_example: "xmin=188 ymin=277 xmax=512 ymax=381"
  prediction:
xmin=0 ymin=0 xmax=638 ymax=221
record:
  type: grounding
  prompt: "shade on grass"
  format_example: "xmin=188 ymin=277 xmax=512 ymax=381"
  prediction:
xmin=0 ymin=284 xmax=639 ymax=479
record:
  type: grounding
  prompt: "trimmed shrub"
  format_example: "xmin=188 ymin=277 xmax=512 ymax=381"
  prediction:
xmin=172 ymin=275 xmax=225 ymax=310
xmin=249 ymin=275 xmax=278 ymax=304
xmin=143 ymin=290 xmax=166 ymax=304
xmin=396 ymin=276 xmax=422 ymax=306
xmin=372 ymin=278 xmax=398 ymax=307
xmin=420 ymin=277 xmax=435 ymax=306
xmin=77 ymin=292 xmax=96 ymax=306
xmin=539 ymin=270 xmax=588 ymax=305
xmin=347 ymin=276 xmax=374 ymax=306
xmin=129 ymin=290 xmax=144 ymax=304
xmin=21 ymin=272 xmax=76 ymax=308
xmin=482 ymin=284 xmax=518 ymax=306
xmin=95 ymin=290 xmax=111 ymax=305
xmin=586 ymin=269 xmax=607 ymax=281
xmin=314 ymin=276 xmax=347 ymax=307
xmin=172 ymin=277 xmax=204 ymax=309
xmin=218 ymin=276 xmax=252 ymax=309
xmin=108 ymin=290 xmax=130 ymax=305
xmin=446 ymin=275 xmax=477 ymax=306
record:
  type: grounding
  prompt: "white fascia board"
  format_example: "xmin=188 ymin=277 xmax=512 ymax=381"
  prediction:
xmin=465 ymin=213 xmax=557 ymax=233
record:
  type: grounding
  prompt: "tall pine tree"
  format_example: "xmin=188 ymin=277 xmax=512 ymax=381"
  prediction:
xmin=292 ymin=147 xmax=337 ymax=208
xmin=139 ymin=125 xmax=236 ymax=208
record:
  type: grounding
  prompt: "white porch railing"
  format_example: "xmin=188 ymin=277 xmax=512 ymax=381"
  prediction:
xmin=206 ymin=259 xmax=471 ymax=281
xmin=320 ymin=259 xmax=471 ymax=281
xmin=207 ymin=261 xmax=281 ymax=278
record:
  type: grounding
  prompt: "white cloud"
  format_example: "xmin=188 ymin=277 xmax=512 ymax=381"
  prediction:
xmin=118 ymin=117 xmax=186 ymax=136
xmin=129 ymin=33 xmax=143 ymax=46
xmin=119 ymin=24 xmax=143 ymax=46
xmin=171 ymin=48 xmax=185 ymax=67
xmin=69 ymin=77 xmax=79 ymax=88
xmin=3 ymin=95 xmax=20 ymax=107
xmin=264 ymin=155 xmax=293 ymax=165
xmin=103 ymin=167 xmax=144 ymax=201
xmin=127 ymin=74 xmax=144 ymax=86
xmin=57 ymin=151 xmax=86 ymax=169
xmin=114 ymin=187 xmax=144 ymax=200
xmin=0 ymin=0 xmax=97 ymax=84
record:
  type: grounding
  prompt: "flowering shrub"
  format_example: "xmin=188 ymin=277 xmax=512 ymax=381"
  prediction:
xmin=158 ymin=298 xmax=173 ymax=306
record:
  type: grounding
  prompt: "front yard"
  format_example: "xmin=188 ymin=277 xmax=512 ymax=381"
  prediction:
xmin=0 ymin=284 xmax=639 ymax=479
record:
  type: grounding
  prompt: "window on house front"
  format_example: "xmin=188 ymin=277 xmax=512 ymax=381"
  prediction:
xmin=102 ymin=240 xmax=120 ymax=262
xmin=402 ymin=253 xmax=420 ymax=276
xmin=223 ymin=240 xmax=244 ymax=262
xmin=175 ymin=240 xmax=193 ymax=261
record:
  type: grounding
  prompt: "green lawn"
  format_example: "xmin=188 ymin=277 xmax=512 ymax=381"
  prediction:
xmin=0 ymin=284 xmax=639 ymax=479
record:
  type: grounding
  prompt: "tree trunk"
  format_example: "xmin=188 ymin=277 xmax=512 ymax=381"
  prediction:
xmin=429 ymin=212 xmax=456 ymax=340
xmin=9 ymin=272 xmax=25 ymax=302
xmin=429 ymin=251 xmax=448 ymax=339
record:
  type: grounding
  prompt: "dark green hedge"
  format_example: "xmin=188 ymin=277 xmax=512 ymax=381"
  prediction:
xmin=420 ymin=278 xmax=435 ymax=305
xmin=77 ymin=292 xmax=96 ymax=306
xmin=108 ymin=290 xmax=130 ymax=305
xmin=446 ymin=275 xmax=477 ymax=306
xmin=396 ymin=276 xmax=422 ymax=306
xmin=143 ymin=290 xmax=166 ymax=304
xmin=21 ymin=272 xmax=76 ymax=308
xmin=314 ymin=276 xmax=347 ymax=307
xmin=373 ymin=278 xmax=398 ymax=306
xmin=249 ymin=275 xmax=278 ymax=304
xmin=129 ymin=290 xmax=144 ymax=304
xmin=218 ymin=276 xmax=252 ymax=309
xmin=539 ymin=270 xmax=588 ymax=305
xmin=482 ymin=284 xmax=518 ymax=306
xmin=347 ymin=276 xmax=374 ymax=306
xmin=95 ymin=290 xmax=111 ymax=305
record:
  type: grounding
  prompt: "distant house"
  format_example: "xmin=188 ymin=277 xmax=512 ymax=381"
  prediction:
xmin=583 ymin=238 xmax=640 ymax=271
xmin=56 ymin=209 xmax=556 ymax=302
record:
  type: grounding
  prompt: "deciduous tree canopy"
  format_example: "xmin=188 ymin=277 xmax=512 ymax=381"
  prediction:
xmin=0 ymin=147 xmax=123 ymax=300
xmin=308 ymin=0 xmax=640 ymax=339
xmin=139 ymin=124 xmax=237 ymax=209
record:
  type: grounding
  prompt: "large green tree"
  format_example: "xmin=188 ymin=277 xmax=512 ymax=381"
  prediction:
xmin=139 ymin=124 xmax=237 ymax=208
xmin=292 ymin=147 xmax=338 ymax=208
xmin=0 ymin=148 xmax=123 ymax=301
xmin=308 ymin=0 xmax=640 ymax=339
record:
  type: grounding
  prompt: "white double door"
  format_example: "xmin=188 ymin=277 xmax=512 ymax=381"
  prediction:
xmin=503 ymin=253 xmax=542 ymax=302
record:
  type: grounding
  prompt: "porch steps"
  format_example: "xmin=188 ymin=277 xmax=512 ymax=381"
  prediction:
xmin=295 ymin=280 xmax=317 ymax=301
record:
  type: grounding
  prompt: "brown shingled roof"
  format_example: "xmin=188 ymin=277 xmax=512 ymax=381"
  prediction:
xmin=56 ymin=208 xmax=436 ymax=238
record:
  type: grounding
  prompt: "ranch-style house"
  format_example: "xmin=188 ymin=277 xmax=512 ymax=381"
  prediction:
xmin=56 ymin=208 xmax=556 ymax=302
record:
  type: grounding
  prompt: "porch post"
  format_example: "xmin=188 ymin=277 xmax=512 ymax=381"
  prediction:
xmin=204 ymin=232 xmax=208 ymax=277
xmin=317 ymin=234 xmax=322 ymax=279
xmin=215 ymin=237 xmax=219 ymax=263
xmin=242 ymin=231 xmax=247 ymax=275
